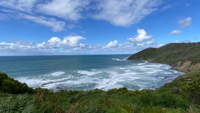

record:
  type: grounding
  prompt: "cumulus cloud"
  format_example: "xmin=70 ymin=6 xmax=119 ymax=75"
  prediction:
xmin=127 ymin=29 xmax=152 ymax=43
xmin=0 ymin=29 xmax=159 ymax=55
xmin=38 ymin=35 xmax=85 ymax=49
xmin=178 ymin=17 xmax=192 ymax=29
xmin=0 ymin=0 xmax=38 ymax=13
xmin=19 ymin=13 xmax=66 ymax=32
xmin=93 ymin=0 xmax=162 ymax=27
xmin=37 ymin=0 xmax=90 ymax=21
xmin=168 ymin=30 xmax=182 ymax=35
xmin=0 ymin=35 xmax=86 ymax=55
xmin=105 ymin=40 xmax=119 ymax=48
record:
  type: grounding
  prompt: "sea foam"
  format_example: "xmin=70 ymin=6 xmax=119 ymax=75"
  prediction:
xmin=13 ymin=57 xmax=184 ymax=92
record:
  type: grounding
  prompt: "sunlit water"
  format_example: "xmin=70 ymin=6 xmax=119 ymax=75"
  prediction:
xmin=0 ymin=55 xmax=184 ymax=92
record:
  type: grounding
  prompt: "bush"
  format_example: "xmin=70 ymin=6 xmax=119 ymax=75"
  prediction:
xmin=0 ymin=72 xmax=34 ymax=94
xmin=138 ymin=90 xmax=189 ymax=109
xmin=182 ymin=77 xmax=200 ymax=104
xmin=159 ymin=93 xmax=189 ymax=109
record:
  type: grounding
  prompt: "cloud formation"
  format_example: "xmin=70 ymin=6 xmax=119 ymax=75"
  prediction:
xmin=0 ymin=29 xmax=158 ymax=55
xmin=19 ymin=13 xmax=66 ymax=32
xmin=0 ymin=0 xmax=38 ymax=13
xmin=37 ymin=0 xmax=90 ymax=21
xmin=105 ymin=40 xmax=119 ymax=48
xmin=94 ymin=0 xmax=162 ymax=27
xmin=127 ymin=29 xmax=152 ymax=43
xmin=0 ymin=0 xmax=167 ymax=30
xmin=178 ymin=17 xmax=192 ymax=29
xmin=160 ymin=5 xmax=172 ymax=11
xmin=169 ymin=30 xmax=182 ymax=35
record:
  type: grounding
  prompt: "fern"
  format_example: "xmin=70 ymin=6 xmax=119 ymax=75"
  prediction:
xmin=0 ymin=94 xmax=36 ymax=113
xmin=22 ymin=104 xmax=36 ymax=113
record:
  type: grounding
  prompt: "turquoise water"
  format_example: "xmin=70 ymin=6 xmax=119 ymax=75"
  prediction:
xmin=0 ymin=55 xmax=184 ymax=91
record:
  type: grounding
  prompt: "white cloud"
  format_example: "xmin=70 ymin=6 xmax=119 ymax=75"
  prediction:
xmin=38 ymin=35 xmax=85 ymax=49
xmin=0 ymin=0 xmax=38 ymax=13
xmin=105 ymin=40 xmax=119 ymax=48
xmin=0 ymin=35 xmax=85 ymax=55
xmin=169 ymin=30 xmax=182 ymax=35
xmin=37 ymin=0 xmax=90 ymax=21
xmin=63 ymin=36 xmax=85 ymax=47
xmin=93 ymin=0 xmax=162 ymax=27
xmin=178 ymin=17 xmax=192 ymax=29
xmin=175 ymin=40 xmax=179 ymax=43
xmin=0 ymin=0 xmax=166 ymax=31
xmin=19 ymin=13 xmax=66 ymax=32
xmin=145 ymin=39 xmax=157 ymax=45
xmin=0 ymin=29 xmax=159 ymax=55
xmin=157 ymin=43 xmax=164 ymax=47
xmin=127 ymin=29 xmax=152 ymax=43
xmin=160 ymin=5 xmax=172 ymax=11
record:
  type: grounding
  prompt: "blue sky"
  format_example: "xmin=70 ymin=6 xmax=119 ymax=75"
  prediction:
xmin=0 ymin=0 xmax=199 ymax=55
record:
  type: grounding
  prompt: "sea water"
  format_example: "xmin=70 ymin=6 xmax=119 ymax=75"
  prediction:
xmin=0 ymin=55 xmax=184 ymax=92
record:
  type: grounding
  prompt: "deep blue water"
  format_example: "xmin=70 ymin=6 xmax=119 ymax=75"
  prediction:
xmin=0 ymin=55 xmax=184 ymax=91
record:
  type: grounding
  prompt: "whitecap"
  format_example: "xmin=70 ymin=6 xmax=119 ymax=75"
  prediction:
xmin=45 ymin=71 xmax=66 ymax=77
xmin=77 ymin=70 xmax=101 ymax=76
xmin=112 ymin=58 xmax=126 ymax=61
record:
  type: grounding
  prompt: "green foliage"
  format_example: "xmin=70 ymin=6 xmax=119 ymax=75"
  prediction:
xmin=0 ymin=94 xmax=36 ymax=113
xmin=128 ymin=42 xmax=200 ymax=66
xmin=0 ymin=72 xmax=34 ymax=94
xmin=137 ymin=90 xmax=189 ymax=109
xmin=182 ymin=77 xmax=200 ymax=104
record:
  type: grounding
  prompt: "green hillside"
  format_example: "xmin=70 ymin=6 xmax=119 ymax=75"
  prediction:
xmin=127 ymin=42 xmax=200 ymax=65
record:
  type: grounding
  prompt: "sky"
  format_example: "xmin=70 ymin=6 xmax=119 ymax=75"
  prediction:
xmin=0 ymin=0 xmax=199 ymax=55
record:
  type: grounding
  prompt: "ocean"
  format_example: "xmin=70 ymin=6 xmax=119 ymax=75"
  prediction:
xmin=0 ymin=55 xmax=184 ymax=92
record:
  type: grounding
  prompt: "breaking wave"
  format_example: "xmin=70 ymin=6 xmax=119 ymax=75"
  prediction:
xmin=15 ymin=62 xmax=184 ymax=92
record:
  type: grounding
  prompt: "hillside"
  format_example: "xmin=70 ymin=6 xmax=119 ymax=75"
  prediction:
xmin=127 ymin=42 xmax=200 ymax=72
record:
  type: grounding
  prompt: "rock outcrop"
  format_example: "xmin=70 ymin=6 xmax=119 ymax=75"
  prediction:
xmin=172 ymin=61 xmax=200 ymax=72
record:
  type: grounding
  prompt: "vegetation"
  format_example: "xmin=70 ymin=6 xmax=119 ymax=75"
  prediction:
xmin=127 ymin=42 xmax=200 ymax=65
xmin=1 ymin=71 xmax=200 ymax=113
xmin=0 ymin=72 xmax=34 ymax=94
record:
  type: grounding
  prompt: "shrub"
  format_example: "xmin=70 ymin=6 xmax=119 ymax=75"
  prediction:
xmin=182 ymin=77 xmax=200 ymax=104
xmin=159 ymin=93 xmax=189 ymax=109
xmin=0 ymin=72 xmax=34 ymax=94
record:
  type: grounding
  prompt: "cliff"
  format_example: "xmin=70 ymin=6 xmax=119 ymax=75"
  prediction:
xmin=127 ymin=42 xmax=200 ymax=72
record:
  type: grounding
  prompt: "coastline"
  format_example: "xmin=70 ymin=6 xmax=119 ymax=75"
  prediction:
xmin=127 ymin=59 xmax=188 ymax=73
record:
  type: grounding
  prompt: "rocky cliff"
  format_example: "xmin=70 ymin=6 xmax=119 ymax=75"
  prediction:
xmin=172 ymin=61 xmax=200 ymax=72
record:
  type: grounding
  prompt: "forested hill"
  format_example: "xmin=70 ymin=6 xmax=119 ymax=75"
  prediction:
xmin=127 ymin=42 xmax=200 ymax=72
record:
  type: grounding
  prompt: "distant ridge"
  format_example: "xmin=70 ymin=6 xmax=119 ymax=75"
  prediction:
xmin=128 ymin=42 xmax=200 ymax=72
